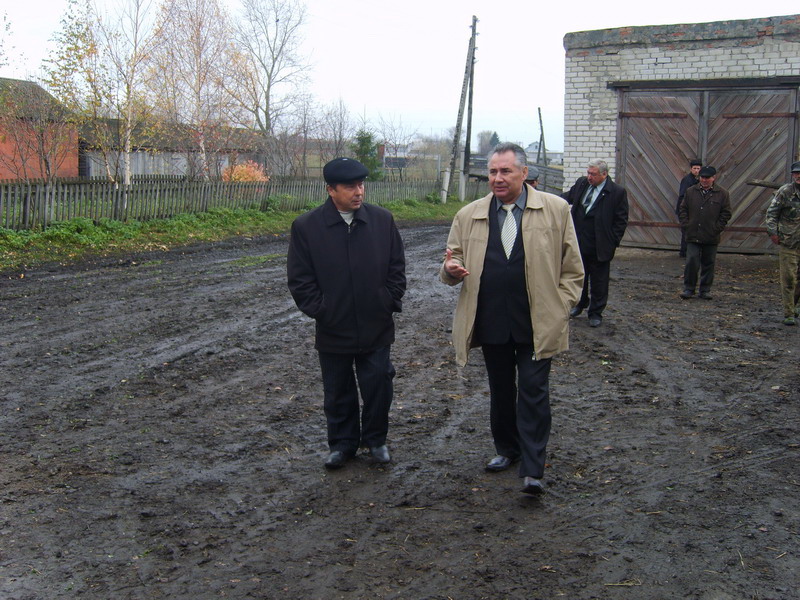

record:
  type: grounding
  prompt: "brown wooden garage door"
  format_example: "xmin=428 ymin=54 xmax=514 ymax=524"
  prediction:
xmin=618 ymin=86 xmax=798 ymax=252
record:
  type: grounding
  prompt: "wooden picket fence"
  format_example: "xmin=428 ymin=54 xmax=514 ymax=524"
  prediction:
xmin=0 ymin=178 xmax=473 ymax=230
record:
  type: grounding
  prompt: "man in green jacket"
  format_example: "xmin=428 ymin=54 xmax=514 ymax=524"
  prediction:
xmin=440 ymin=143 xmax=583 ymax=495
xmin=766 ymin=161 xmax=800 ymax=326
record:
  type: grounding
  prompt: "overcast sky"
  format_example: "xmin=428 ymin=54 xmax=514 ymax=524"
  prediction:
xmin=3 ymin=0 xmax=799 ymax=150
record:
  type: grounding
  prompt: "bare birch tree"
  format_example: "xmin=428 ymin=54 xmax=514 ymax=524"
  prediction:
xmin=316 ymin=99 xmax=353 ymax=165
xmin=229 ymin=0 xmax=308 ymax=175
xmin=92 ymin=0 xmax=158 ymax=184
xmin=288 ymin=92 xmax=316 ymax=178
xmin=231 ymin=0 xmax=307 ymax=133
xmin=42 ymin=0 xmax=122 ymax=182
xmin=150 ymin=0 xmax=239 ymax=179
xmin=378 ymin=114 xmax=417 ymax=181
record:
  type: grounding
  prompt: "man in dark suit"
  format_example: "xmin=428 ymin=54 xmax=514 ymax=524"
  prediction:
xmin=287 ymin=158 xmax=406 ymax=470
xmin=563 ymin=159 xmax=629 ymax=327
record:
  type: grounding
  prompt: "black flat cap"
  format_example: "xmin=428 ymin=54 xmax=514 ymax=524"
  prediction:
xmin=689 ymin=159 xmax=702 ymax=167
xmin=699 ymin=166 xmax=717 ymax=177
xmin=526 ymin=166 xmax=540 ymax=180
xmin=791 ymin=161 xmax=800 ymax=173
xmin=323 ymin=157 xmax=369 ymax=184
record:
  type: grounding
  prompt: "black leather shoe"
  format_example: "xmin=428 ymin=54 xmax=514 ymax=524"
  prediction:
xmin=369 ymin=445 xmax=391 ymax=464
xmin=698 ymin=291 xmax=713 ymax=300
xmin=521 ymin=477 xmax=545 ymax=495
xmin=680 ymin=289 xmax=694 ymax=299
xmin=588 ymin=316 xmax=602 ymax=327
xmin=486 ymin=455 xmax=518 ymax=472
xmin=569 ymin=306 xmax=584 ymax=318
xmin=324 ymin=451 xmax=349 ymax=470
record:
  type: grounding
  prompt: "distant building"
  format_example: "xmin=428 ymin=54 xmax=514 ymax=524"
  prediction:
xmin=524 ymin=142 xmax=563 ymax=166
xmin=79 ymin=120 xmax=266 ymax=180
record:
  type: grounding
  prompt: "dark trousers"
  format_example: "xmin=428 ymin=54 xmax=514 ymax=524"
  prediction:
xmin=481 ymin=343 xmax=552 ymax=479
xmin=683 ymin=242 xmax=718 ymax=293
xmin=576 ymin=253 xmax=611 ymax=318
xmin=318 ymin=346 xmax=395 ymax=454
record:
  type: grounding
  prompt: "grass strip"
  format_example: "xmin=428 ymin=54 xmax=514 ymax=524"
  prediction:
xmin=0 ymin=199 xmax=470 ymax=274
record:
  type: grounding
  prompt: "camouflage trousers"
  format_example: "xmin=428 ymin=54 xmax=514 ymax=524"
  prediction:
xmin=777 ymin=245 xmax=800 ymax=318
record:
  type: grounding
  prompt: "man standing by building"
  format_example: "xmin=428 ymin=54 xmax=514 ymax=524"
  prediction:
xmin=563 ymin=159 xmax=629 ymax=327
xmin=287 ymin=157 xmax=406 ymax=469
xmin=677 ymin=159 xmax=703 ymax=258
xmin=766 ymin=161 xmax=800 ymax=326
xmin=440 ymin=143 xmax=583 ymax=495
xmin=678 ymin=166 xmax=731 ymax=300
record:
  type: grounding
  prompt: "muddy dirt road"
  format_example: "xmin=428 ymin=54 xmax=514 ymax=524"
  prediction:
xmin=1 ymin=224 xmax=798 ymax=599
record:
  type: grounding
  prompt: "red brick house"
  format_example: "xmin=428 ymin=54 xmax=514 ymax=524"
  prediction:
xmin=0 ymin=77 xmax=79 ymax=181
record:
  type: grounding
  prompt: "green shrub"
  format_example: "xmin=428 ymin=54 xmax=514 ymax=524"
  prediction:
xmin=263 ymin=195 xmax=289 ymax=212
xmin=303 ymin=200 xmax=323 ymax=211
xmin=41 ymin=219 xmax=105 ymax=248
xmin=0 ymin=228 xmax=32 ymax=249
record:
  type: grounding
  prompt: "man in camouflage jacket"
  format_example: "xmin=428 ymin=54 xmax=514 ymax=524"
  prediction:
xmin=766 ymin=161 xmax=800 ymax=325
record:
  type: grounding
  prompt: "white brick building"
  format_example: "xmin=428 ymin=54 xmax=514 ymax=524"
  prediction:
xmin=562 ymin=14 xmax=800 ymax=251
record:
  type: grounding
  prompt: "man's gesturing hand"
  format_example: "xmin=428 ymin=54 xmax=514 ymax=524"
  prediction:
xmin=444 ymin=248 xmax=469 ymax=280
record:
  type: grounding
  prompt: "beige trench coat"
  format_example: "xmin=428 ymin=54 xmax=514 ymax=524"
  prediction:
xmin=440 ymin=185 xmax=584 ymax=366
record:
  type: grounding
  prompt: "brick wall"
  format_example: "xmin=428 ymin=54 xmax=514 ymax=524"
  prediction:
xmin=562 ymin=14 xmax=800 ymax=188
xmin=0 ymin=125 xmax=79 ymax=181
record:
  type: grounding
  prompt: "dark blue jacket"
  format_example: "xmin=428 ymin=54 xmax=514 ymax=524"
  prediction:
xmin=287 ymin=198 xmax=406 ymax=353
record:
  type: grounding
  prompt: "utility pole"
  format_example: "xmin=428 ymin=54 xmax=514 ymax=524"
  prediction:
xmin=461 ymin=43 xmax=476 ymax=203
xmin=441 ymin=15 xmax=477 ymax=203
xmin=536 ymin=107 xmax=548 ymax=167
xmin=535 ymin=107 xmax=549 ymax=190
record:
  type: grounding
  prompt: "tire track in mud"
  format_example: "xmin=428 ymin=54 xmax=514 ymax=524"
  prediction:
xmin=557 ymin=326 xmax=794 ymax=500
xmin=3 ymin=232 xmax=799 ymax=600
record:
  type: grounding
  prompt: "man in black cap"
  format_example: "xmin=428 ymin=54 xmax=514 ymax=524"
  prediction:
xmin=676 ymin=159 xmax=703 ymax=257
xmin=679 ymin=166 xmax=731 ymax=300
xmin=765 ymin=161 xmax=800 ymax=325
xmin=287 ymin=157 xmax=406 ymax=469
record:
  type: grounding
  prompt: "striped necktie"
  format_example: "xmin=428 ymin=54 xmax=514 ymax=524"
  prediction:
xmin=583 ymin=186 xmax=596 ymax=209
xmin=501 ymin=204 xmax=516 ymax=258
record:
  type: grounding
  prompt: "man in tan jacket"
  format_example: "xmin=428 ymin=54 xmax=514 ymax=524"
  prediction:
xmin=441 ymin=143 xmax=583 ymax=495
